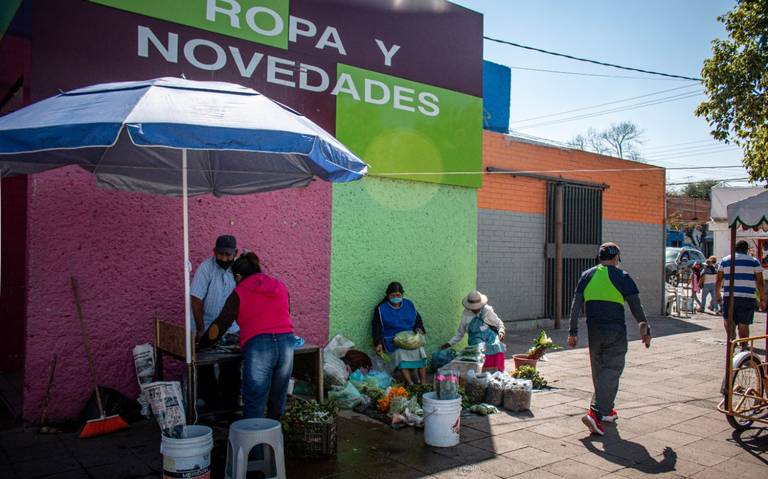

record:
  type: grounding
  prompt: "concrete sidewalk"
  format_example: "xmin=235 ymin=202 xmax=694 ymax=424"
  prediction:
xmin=1 ymin=312 xmax=766 ymax=478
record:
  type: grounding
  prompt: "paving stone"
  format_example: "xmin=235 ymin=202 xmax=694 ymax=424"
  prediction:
xmin=507 ymin=470 xmax=564 ymax=479
xmin=571 ymin=451 xmax=634 ymax=472
xmin=467 ymin=435 xmax=527 ymax=454
xmin=543 ymin=458 xmax=612 ymax=478
xmin=502 ymin=447 xmax=563 ymax=468
xmin=475 ymin=455 xmax=536 ymax=478
xmin=666 ymin=415 xmax=733 ymax=437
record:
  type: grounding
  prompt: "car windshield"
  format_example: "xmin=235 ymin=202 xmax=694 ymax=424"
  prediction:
xmin=666 ymin=248 xmax=680 ymax=262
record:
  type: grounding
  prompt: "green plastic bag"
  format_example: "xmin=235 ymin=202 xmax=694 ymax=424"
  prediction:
xmin=394 ymin=331 xmax=425 ymax=350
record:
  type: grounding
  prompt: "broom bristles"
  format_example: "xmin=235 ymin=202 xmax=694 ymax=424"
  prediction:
xmin=79 ymin=414 xmax=129 ymax=438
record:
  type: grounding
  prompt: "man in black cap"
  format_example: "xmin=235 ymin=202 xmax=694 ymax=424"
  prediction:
xmin=190 ymin=234 xmax=240 ymax=409
xmin=567 ymin=242 xmax=652 ymax=436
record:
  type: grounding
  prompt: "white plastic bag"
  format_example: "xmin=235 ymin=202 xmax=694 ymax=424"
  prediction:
xmin=324 ymin=334 xmax=355 ymax=358
xmin=323 ymin=351 xmax=349 ymax=386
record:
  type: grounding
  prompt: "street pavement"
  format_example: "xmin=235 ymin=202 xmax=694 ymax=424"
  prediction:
xmin=0 ymin=311 xmax=766 ymax=478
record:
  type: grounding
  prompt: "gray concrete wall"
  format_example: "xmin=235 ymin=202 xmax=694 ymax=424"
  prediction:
xmin=603 ymin=220 xmax=665 ymax=316
xmin=477 ymin=209 xmax=547 ymax=321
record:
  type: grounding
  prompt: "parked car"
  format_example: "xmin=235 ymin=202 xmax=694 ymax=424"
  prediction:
xmin=665 ymin=246 xmax=706 ymax=284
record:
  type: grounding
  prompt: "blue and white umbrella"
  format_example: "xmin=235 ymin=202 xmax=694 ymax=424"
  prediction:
xmin=0 ymin=77 xmax=368 ymax=364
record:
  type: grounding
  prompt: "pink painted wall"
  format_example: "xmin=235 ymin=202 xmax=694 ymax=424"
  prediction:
xmin=22 ymin=167 xmax=331 ymax=422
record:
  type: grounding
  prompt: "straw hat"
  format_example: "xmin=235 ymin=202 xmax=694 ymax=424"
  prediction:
xmin=463 ymin=290 xmax=488 ymax=310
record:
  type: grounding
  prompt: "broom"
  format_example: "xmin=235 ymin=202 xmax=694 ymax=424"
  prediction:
xmin=70 ymin=276 xmax=129 ymax=438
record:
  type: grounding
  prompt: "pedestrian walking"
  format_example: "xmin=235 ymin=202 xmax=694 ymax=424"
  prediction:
xmin=567 ymin=242 xmax=652 ymax=436
xmin=716 ymin=240 xmax=765 ymax=344
xmin=700 ymin=256 xmax=719 ymax=313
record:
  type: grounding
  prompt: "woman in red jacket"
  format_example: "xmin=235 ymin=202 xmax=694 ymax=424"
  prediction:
xmin=199 ymin=252 xmax=294 ymax=419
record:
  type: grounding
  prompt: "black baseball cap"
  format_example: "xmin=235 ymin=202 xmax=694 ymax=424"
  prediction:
xmin=598 ymin=242 xmax=620 ymax=260
xmin=214 ymin=235 xmax=237 ymax=255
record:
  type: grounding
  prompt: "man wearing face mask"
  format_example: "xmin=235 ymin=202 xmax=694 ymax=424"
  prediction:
xmin=190 ymin=234 xmax=240 ymax=410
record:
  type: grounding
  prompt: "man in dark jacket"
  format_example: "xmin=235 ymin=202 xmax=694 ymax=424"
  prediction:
xmin=568 ymin=242 xmax=652 ymax=436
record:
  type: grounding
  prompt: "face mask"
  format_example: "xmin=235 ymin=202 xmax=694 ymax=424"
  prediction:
xmin=216 ymin=259 xmax=234 ymax=270
xmin=389 ymin=297 xmax=403 ymax=304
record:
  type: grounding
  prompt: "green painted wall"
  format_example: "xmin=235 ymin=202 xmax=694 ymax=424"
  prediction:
xmin=329 ymin=176 xmax=477 ymax=356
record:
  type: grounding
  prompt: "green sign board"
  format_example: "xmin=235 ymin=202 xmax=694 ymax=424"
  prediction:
xmin=89 ymin=0 xmax=289 ymax=49
xmin=335 ymin=64 xmax=483 ymax=188
xmin=0 ymin=0 xmax=22 ymax=40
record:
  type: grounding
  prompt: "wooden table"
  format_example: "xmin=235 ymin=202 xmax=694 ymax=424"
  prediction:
xmin=155 ymin=320 xmax=324 ymax=422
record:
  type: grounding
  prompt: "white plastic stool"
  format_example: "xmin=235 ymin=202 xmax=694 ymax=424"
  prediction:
xmin=225 ymin=418 xmax=286 ymax=479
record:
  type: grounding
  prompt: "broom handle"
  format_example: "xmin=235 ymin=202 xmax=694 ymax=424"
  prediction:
xmin=70 ymin=276 xmax=105 ymax=417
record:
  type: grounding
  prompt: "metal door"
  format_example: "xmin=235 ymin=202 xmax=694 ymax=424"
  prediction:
xmin=545 ymin=182 xmax=603 ymax=319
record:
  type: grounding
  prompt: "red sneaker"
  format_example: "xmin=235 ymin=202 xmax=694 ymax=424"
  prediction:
xmin=602 ymin=409 xmax=618 ymax=423
xmin=582 ymin=410 xmax=605 ymax=436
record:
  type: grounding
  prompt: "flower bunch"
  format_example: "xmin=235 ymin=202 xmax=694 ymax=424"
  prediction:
xmin=526 ymin=330 xmax=562 ymax=360
xmin=377 ymin=386 xmax=409 ymax=412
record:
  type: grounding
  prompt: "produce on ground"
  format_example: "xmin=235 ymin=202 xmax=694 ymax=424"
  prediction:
xmin=512 ymin=365 xmax=548 ymax=389
xmin=526 ymin=330 xmax=562 ymax=360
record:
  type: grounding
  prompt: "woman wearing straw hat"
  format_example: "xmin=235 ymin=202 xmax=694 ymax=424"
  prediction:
xmin=372 ymin=281 xmax=427 ymax=385
xmin=441 ymin=290 xmax=507 ymax=372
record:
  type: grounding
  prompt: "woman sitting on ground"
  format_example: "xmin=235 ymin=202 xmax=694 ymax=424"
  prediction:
xmin=372 ymin=281 xmax=427 ymax=385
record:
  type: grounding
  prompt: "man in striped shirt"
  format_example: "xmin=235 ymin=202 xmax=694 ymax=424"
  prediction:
xmin=716 ymin=240 xmax=765 ymax=342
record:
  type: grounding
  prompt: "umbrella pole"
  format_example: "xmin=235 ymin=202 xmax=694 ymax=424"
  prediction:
xmin=183 ymin=148 xmax=192 ymax=365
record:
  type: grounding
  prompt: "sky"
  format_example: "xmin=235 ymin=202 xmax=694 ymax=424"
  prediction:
xmin=451 ymin=0 xmax=749 ymax=189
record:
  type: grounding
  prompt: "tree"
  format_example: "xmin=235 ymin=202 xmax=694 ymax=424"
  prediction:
xmin=568 ymin=121 xmax=644 ymax=160
xmin=600 ymin=122 xmax=644 ymax=160
xmin=696 ymin=0 xmax=768 ymax=181
xmin=681 ymin=179 xmax=721 ymax=200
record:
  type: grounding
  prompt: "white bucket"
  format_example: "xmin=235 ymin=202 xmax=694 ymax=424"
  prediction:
xmin=160 ymin=425 xmax=213 ymax=479
xmin=422 ymin=392 xmax=462 ymax=447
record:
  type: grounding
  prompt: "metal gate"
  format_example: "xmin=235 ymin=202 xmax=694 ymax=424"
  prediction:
xmin=545 ymin=182 xmax=604 ymax=319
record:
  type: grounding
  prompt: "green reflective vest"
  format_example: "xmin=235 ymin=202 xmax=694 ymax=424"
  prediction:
xmin=583 ymin=265 xmax=624 ymax=305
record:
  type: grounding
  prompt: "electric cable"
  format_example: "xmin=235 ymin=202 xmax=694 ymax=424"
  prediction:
xmin=507 ymin=65 xmax=695 ymax=81
xmin=483 ymin=36 xmax=703 ymax=81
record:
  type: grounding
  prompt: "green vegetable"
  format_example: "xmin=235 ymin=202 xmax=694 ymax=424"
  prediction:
xmin=281 ymin=398 xmax=338 ymax=431
xmin=394 ymin=331 xmax=426 ymax=350
xmin=405 ymin=383 xmax=434 ymax=405
xmin=527 ymin=330 xmax=562 ymax=360
xmin=512 ymin=365 xmax=548 ymax=389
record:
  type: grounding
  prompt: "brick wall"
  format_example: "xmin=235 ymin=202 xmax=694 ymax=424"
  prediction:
xmin=477 ymin=209 xmax=546 ymax=321
xmin=477 ymin=131 xmax=666 ymax=321
xmin=603 ymin=220 xmax=665 ymax=315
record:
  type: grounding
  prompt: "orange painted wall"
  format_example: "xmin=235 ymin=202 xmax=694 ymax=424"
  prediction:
xmin=480 ymin=131 xmax=665 ymax=225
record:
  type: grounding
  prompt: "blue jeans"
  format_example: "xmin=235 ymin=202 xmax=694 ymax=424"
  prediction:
xmin=700 ymin=284 xmax=719 ymax=312
xmin=242 ymin=333 xmax=294 ymax=419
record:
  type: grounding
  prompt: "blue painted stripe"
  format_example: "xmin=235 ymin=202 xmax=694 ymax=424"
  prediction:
xmin=721 ymin=259 xmax=760 ymax=268
xmin=0 ymin=123 xmax=123 ymax=153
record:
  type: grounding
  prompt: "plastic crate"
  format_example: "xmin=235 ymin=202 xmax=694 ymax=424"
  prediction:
xmin=284 ymin=419 xmax=337 ymax=458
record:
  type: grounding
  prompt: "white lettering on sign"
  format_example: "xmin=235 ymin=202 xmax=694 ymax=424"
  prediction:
xmin=374 ymin=39 xmax=400 ymax=67
xmin=184 ymin=38 xmax=227 ymax=70
xmin=206 ymin=0 xmax=241 ymax=28
xmin=316 ymin=26 xmax=346 ymax=55
xmin=136 ymin=26 xmax=441 ymax=117
xmin=206 ymin=0 xmax=283 ymax=37
xmin=393 ymin=86 xmax=416 ymax=112
xmin=364 ymin=79 xmax=390 ymax=105
xmin=138 ymin=26 xmax=178 ymax=63
xmin=267 ymin=56 xmax=296 ymax=87
xmin=299 ymin=64 xmax=330 ymax=92
xmin=229 ymin=47 xmax=264 ymax=77
xmin=289 ymin=16 xmax=316 ymax=42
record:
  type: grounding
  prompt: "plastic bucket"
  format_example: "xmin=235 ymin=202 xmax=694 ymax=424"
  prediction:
xmin=422 ymin=392 xmax=462 ymax=447
xmin=160 ymin=425 xmax=213 ymax=479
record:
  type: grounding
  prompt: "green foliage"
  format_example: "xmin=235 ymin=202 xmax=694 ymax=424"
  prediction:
xmin=281 ymin=398 xmax=338 ymax=431
xmin=680 ymin=179 xmax=721 ymax=200
xmin=696 ymin=0 xmax=768 ymax=181
xmin=512 ymin=365 xmax=548 ymax=389
xmin=405 ymin=383 xmax=434 ymax=405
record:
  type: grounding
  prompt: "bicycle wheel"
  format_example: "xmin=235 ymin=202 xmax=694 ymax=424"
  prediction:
xmin=726 ymin=355 xmax=765 ymax=430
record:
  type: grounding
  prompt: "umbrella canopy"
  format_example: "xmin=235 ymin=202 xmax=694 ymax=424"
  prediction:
xmin=0 ymin=77 xmax=367 ymax=371
xmin=0 ymin=77 xmax=367 ymax=195
xmin=727 ymin=189 xmax=768 ymax=228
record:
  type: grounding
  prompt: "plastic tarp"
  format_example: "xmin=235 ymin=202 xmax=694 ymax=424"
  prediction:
xmin=727 ymin=189 xmax=768 ymax=228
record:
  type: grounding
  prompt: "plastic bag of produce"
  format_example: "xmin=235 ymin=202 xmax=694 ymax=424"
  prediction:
xmin=323 ymin=352 xmax=349 ymax=386
xmin=465 ymin=370 xmax=489 ymax=404
xmin=394 ymin=331 xmax=426 ymax=350
xmin=469 ymin=403 xmax=499 ymax=415
xmin=484 ymin=376 xmax=505 ymax=406
xmin=502 ymin=379 xmax=532 ymax=412
xmin=457 ymin=343 xmax=485 ymax=362
xmin=366 ymin=370 xmax=392 ymax=389
xmin=328 ymin=382 xmax=363 ymax=409
xmin=435 ymin=368 xmax=459 ymax=400
xmin=430 ymin=348 xmax=457 ymax=371
xmin=324 ymin=334 xmax=355 ymax=358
